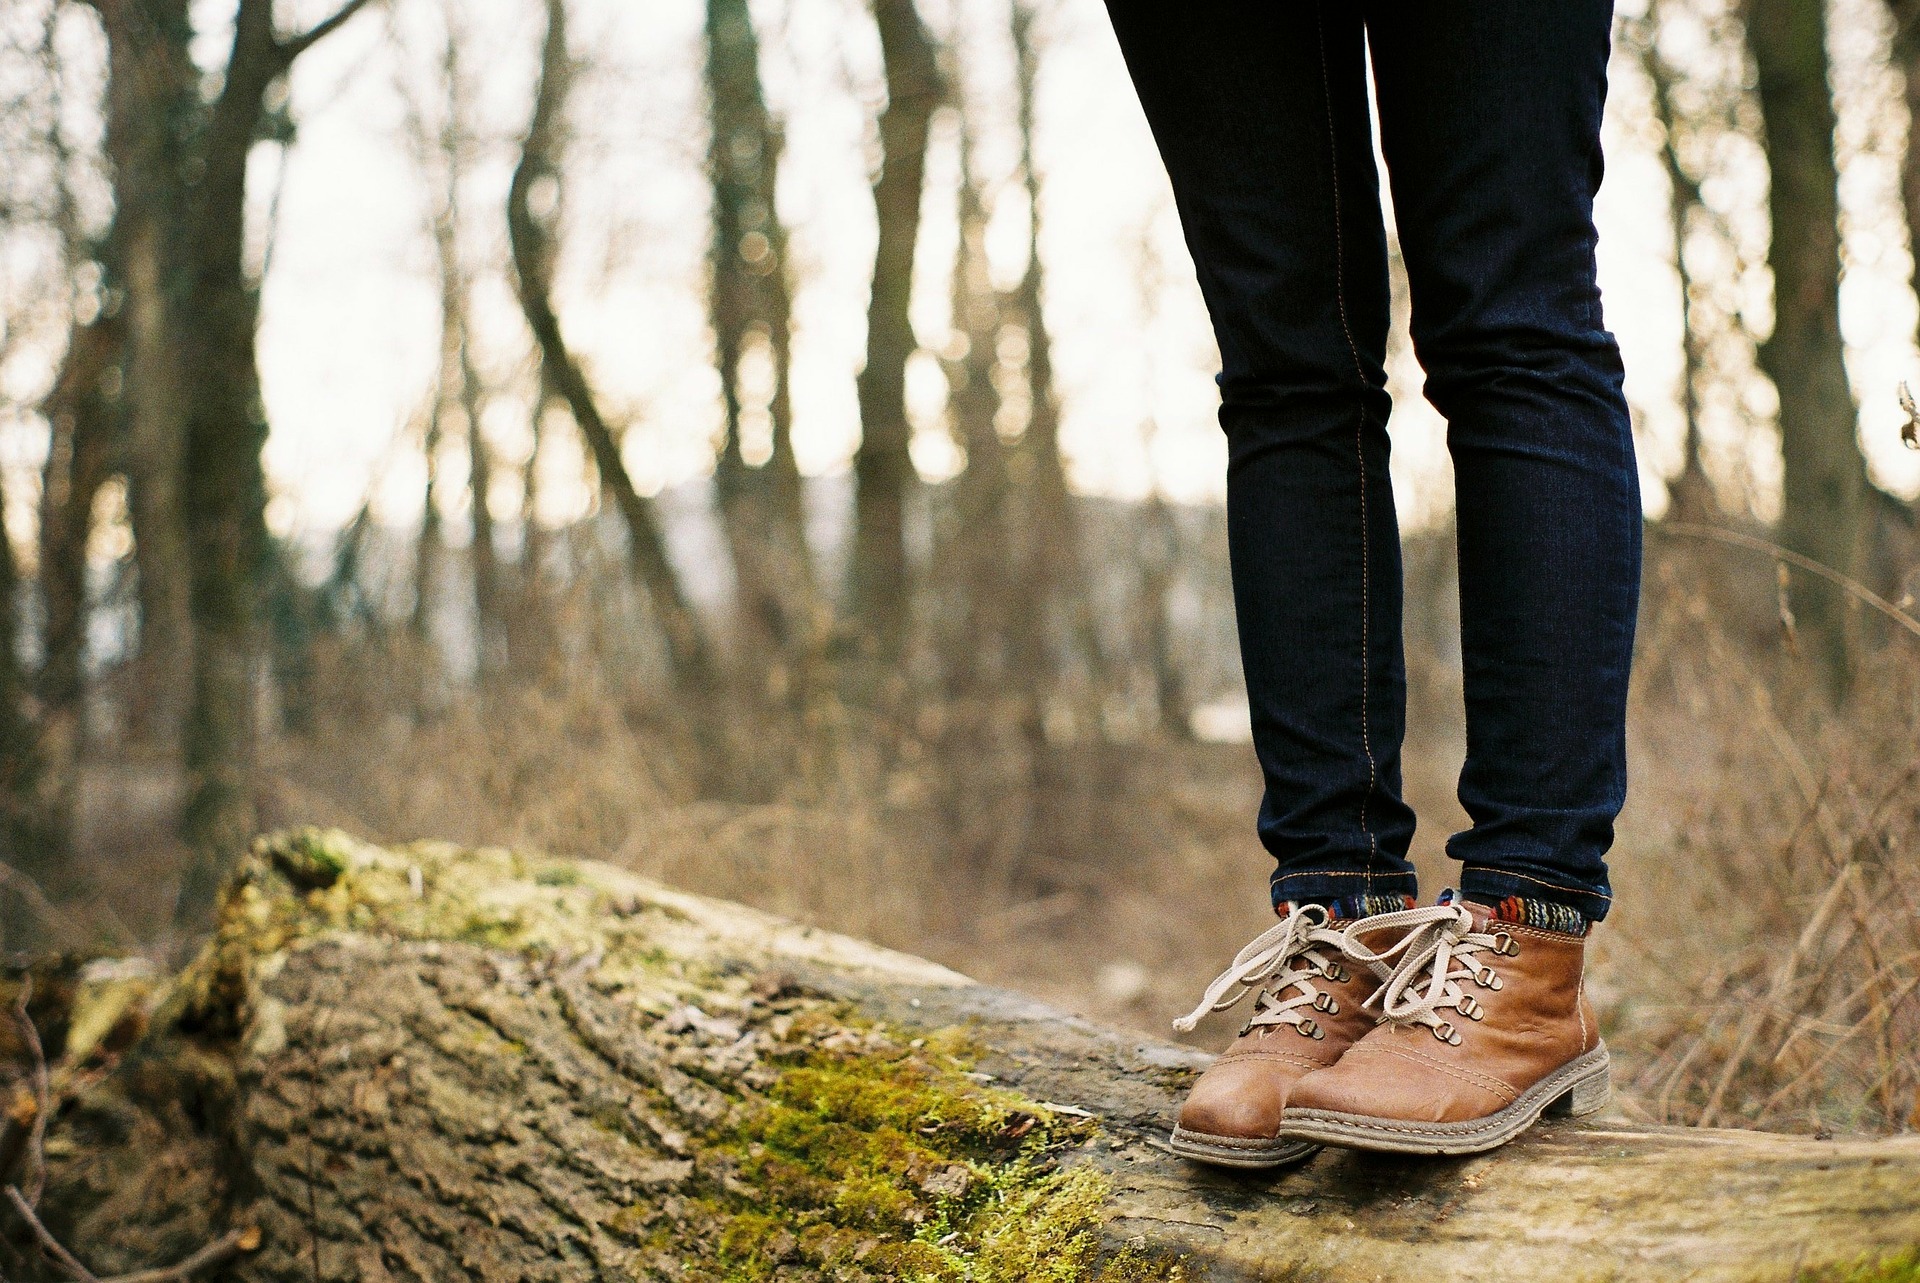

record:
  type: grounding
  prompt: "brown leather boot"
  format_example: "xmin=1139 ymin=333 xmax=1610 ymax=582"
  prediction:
xmin=1168 ymin=906 xmax=1389 ymax=1168
xmin=1279 ymin=903 xmax=1609 ymax=1155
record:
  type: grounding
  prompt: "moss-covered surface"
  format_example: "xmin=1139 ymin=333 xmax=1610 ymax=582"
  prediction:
xmin=652 ymin=1013 xmax=1186 ymax=1282
xmin=167 ymin=829 xmax=1193 ymax=1281
xmin=1798 ymin=1252 xmax=1920 ymax=1283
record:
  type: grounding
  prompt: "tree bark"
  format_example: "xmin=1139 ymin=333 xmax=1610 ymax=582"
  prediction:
xmin=508 ymin=0 xmax=715 ymax=695
xmin=1746 ymin=0 xmax=1872 ymax=696
xmin=20 ymin=828 xmax=1920 ymax=1283
xmin=850 ymin=0 xmax=939 ymax=666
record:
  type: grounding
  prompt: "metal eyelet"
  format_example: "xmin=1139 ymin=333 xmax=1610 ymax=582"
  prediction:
xmin=1474 ymin=964 xmax=1497 ymax=987
xmin=1457 ymin=996 xmax=1482 ymax=1020
xmin=1322 ymin=963 xmax=1348 ymax=983
xmin=1433 ymin=1021 xmax=1461 ymax=1046
xmin=1492 ymin=931 xmax=1520 ymax=957
xmin=1297 ymin=1017 xmax=1323 ymax=1040
xmin=1312 ymin=992 xmax=1337 ymax=1013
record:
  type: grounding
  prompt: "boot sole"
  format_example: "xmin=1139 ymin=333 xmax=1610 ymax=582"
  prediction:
xmin=1276 ymin=1043 xmax=1611 ymax=1156
xmin=1167 ymin=1125 xmax=1320 ymax=1169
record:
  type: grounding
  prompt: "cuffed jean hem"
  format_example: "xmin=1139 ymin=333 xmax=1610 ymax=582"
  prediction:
xmin=1457 ymin=863 xmax=1612 ymax=924
xmin=1268 ymin=868 xmax=1420 ymax=914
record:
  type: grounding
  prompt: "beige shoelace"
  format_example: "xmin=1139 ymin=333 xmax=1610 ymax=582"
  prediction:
xmin=1172 ymin=905 xmax=1357 ymax=1039
xmin=1337 ymin=903 xmax=1516 ymax=1045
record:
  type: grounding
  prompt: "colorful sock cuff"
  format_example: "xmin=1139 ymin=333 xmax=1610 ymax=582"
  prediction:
xmin=1443 ymin=888 xmax=1592 ymax=937
xmin=1279 ymin=892 xmax=1417 ymax=922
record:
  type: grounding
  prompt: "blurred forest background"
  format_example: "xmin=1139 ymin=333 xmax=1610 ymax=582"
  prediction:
xmin=0 ymin=0 xmax=1918 ymax=1139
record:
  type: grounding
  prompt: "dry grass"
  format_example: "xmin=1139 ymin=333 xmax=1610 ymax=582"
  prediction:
xmin=45 ymin=528 xmax=1920 ymax=1139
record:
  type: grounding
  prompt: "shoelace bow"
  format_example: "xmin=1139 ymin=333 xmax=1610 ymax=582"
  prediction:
xmin=1337 ymin=903 xmax=1515 ymax=1045
xmin=1172 ymin=905 xmax=1356 ymax=1038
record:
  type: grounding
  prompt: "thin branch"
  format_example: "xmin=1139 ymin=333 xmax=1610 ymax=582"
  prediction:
xmin=6 ymin=1187 xmax=256 ymax=1283
xmin=7 ymin=1186 xmax=99 ymax=1283
xmin=10 ymin=982 xmax=48 ymax=1209
xmin=1654 ymin=521 xmax=1920 ymax=643
xmin=275 ymin=0 xmax=379 ymax=66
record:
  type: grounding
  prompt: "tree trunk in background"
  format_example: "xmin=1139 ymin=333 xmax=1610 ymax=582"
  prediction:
xmin=850 ymin=0 xmax=938 ymax=666
xmin=172 ymin=0 xmax=377 ymax=930
xmin=33 ymin=315 xmax=120 ymax=873
xmin=1746 ymin=0 xmax=1871 ymax=697
xmin=1006 ymin=0 xmax=1076 ymax=717
xmin=1631 ymin=1 xmax=1718 ymax=523
xmin=940 ymin=115 xmax=1010 ymax=698
xmin=0 ymin=459 xmax=55 ymax=949
xmin=90 ymin=0 xmax=197 ymax=748
xmin=510 ymin=0 xmax=716 ymax=694
xmin=705 ymin=0 xmax=818 ymax=682
xmin=412 ymin=413 xmax=443 ymax=641
xmin=462 ymin=333 xmax=501 ymax=679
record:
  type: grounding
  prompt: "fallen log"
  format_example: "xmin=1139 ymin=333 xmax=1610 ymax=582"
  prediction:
xmin=18 ymin=830 xmax=1920 ymax=1282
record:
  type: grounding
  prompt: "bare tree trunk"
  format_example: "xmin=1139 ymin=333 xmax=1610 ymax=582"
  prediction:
xmin=172 ymin=0 xmax=378 ymax=929
xmin=33 ymin=315 xmax=119 ymax=870
xmin=509 ymin=0 xmax=715 ymax=693
xmin=850 ymin=0 xmax=938 ymax=665
xmin=415 ymin=14 xmax=503 ymax=682
xmin=1630 ymin=1 xmax=1717 ymax=523
xmin=411 ymin=410 xmax=442 ymax=641
xmin=1746 ymin=0 xmax=1871 ymax=696
xmin=705 ymin=0 xmax=818 ymax=677
xmin=0 ymin=456 xmax=54 ymax=950
xmin=1005 ymin=0 xmax=1076 ymax=718
xmin=89 ymin=0 xmax=197 ymax=748
xmin=463 ymin=336 xmax=502 ymax=679
xmin=940 ymin=112 xmax=1010 ymax=698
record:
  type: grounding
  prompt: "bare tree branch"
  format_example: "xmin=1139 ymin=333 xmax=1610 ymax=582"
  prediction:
xmin=275 ymin=0 xmax=379 ymax=67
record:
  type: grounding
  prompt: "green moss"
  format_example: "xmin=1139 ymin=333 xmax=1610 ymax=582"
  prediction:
xmin=1798 ymin=1250 xmax=1920 ymax=1283
xmin=674 ymin=1012 xmax=1184 ymax=1283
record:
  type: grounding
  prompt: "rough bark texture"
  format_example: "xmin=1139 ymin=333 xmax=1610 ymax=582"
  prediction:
xmin=1747 ymin=0 xmax=1872 ymax=695
xmin=21 ymin=830 xmax=1920 ymax=1283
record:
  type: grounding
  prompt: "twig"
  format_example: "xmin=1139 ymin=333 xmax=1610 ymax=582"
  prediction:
xmin=90 ymin=1229 xmax=255 ymax=1283
xmin=6 ymin=1186 xmax=98 ymax=1283
xmin=5 ymin=1186 xmax=256 ymax=1283
xmin=1654 ymin=522 xmax=1920 ymax=644
xmin=10 ymin=982 xmax=49 ymax=1209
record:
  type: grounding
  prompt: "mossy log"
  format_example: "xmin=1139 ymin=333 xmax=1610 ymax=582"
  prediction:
xmin=20 ymin=831 xmax=1920 ymax=1283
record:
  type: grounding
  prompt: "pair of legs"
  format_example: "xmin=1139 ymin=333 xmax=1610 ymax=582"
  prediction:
xmin=1105 ymin=0 xmax=1641 ymax=923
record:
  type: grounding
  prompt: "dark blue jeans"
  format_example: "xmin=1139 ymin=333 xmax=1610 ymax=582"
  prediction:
xmin=1105 ymin=0 xmax=1640 ymax=922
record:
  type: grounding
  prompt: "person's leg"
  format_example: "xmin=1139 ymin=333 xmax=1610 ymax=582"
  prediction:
xmin=1103 ymin=0 xmax=1417 ymax=917
xmin=1369 ymin=0 xmax=1640 ymax=924
xmin=1278 ymin=0 xmax=1634 ymax=1157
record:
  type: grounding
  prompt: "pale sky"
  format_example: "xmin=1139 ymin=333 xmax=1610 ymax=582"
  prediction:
xmin=5 ymin=0 xmax=1920 ymax=567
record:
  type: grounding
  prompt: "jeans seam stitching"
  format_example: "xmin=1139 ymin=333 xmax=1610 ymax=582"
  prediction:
xmin=1314 ymin=3 xmax=1379 ymax=889
xmin=1460 ymin=865 xmax=1613 ymax=903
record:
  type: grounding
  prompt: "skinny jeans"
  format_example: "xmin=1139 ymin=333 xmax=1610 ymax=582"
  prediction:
xmin=1103 ymin=0 xmax=1641 ymax=920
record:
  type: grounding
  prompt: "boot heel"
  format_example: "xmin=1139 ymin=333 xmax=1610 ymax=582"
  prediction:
xmin=1547 ymin=1062 xmax=1611 ymax=1118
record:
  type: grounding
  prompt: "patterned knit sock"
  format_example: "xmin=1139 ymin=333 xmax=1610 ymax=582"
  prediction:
xmin=1278 ymin=892 xmax=1417 ymax=923
xmin=1442 ymin=888 xmax=1592 ymax=937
